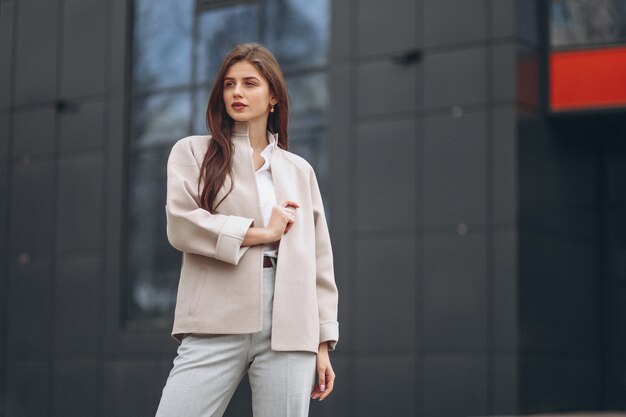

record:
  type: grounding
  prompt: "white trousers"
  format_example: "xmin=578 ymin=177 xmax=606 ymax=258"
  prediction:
xmin=155 ymin=266 xmax=317 ymax=417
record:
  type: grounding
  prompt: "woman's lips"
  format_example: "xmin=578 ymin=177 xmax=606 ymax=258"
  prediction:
xmin=232 ymin=102 xmax=246 ymax=110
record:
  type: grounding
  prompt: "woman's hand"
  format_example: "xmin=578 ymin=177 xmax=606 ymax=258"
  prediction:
xmin=241 ymin=200 xmax=300 ymax=247
xmin=265 ymin=200 xmax=299 ymax=242
xmin=311 ymin=342 xmax=335 ymax=401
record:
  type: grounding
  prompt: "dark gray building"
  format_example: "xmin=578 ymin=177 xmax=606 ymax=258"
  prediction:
xmin=1 ymin=0 xmax=625 ymax=416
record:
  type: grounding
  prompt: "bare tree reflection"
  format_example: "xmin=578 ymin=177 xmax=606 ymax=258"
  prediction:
xmin=133 ymin=0 xmax=193 ymax=90
xmin=264 ymin=0 xmax=326 ymax=68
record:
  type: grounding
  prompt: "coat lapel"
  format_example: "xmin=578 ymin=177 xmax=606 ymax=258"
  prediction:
xmin=270 ymin=148 xmax=292 ymax=205
xmin=270 ymin=147 xmax=298 ymax=270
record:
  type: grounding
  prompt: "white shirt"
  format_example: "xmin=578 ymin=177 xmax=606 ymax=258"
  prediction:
xmin=254 ymin=132 xmax=279 ymax=258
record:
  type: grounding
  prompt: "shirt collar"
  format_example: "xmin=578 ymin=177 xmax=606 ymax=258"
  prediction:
xmin=267 ymin=130 xmax=278 ymax=150
xmin=258 ymin=133 xmax=277 ymax=173
xmin=231 ymin=121 xmax=277 ymax=173
xmin=232 ymin=120 xmax=279 ymax=150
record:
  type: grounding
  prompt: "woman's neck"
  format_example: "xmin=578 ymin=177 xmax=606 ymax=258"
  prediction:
xmin=246 ymin=118 xmax=269 ymax=152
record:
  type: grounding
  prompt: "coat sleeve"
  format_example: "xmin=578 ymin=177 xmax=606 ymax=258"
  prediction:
xmin=309 ymin=167 xmax=339 ymax=350
xmin=165 ymin=138 xmax=254 ymax=265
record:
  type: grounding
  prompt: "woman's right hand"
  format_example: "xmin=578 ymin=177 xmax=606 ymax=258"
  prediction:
xmin=266 ymin=200 xmax=300 ymax=242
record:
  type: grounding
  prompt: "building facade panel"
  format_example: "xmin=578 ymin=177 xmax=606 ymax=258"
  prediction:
xmin=491 ymin=229 xmax=520 ymax=350
xmin=4 ymin=361 xmax=49 ymax=417
xmin=5 ymin=260 xmax=53 ymax=358
xmin=424 ymin=0 xmax=488 ymax=48
xmin=356 ymin=0 xmax=419 ymax=57
xmin=423 ymin=47 xmax=488 ymax=109
xmin=0 ymin=113 xmax=8 ymax=161
xmin=12 ymin=108 xmax=55 ymax=157
xmin=1 ymin=0 xmax=626 ymax=416
xmin=9 ymin=160 xmax=56 ymax=260
xmin=355 ymin=236 xmax=417 ymax=350
xmin=101 ymin=360 xmax=162 ymax=417
xmin=355 ymin=118 xmax=418 ymax=232
xmin=491 ymin=0 xmax=516 ymax=39
xmin=423 ymin=355 xmax=489 ymax=417
xmin=57 ymin=154 xmax=104 ymax=254
xmin=354 ymin=356 xmax=416 ymax=417
xmin=52 ymin=256 xmax=101 ymax=357
xmin=51 ymin=359 xmax=98 ymax=417
xmin=491 ymin=106 xmax=518 ymax=225
xmin=422 ymin=111 xmax=488 ymax=228
xmin=492 ymin=354 xmax=520 ymax=415
xmin=422 ymin=232 xmax=488 ymax=351
xmin=14 ymin=0 xmax=59 ymax=106
xmin=356 ymin=59 xmax=419 ymax=117
xmin=0 ymin=1 xmax=15 ymax=110
xmin=491 ymin=42 xmax=517 ymax=103
xmin=60 ymin=0 xmax=107 ymax=99
xmin=59 ymin=100 xmax=106 ymax=153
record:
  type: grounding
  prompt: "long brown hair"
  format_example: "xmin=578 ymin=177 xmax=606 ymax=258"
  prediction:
xmin=199 ymin=43 xmax=289 ymax=212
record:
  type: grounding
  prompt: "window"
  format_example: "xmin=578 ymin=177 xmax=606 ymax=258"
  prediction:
xmin=551 ymin=0 xmax=626 ymax=48
xmin=125 ymin=0 xmax=330 ymax=327
xmin=549 ymin=0 xmax=626 ymax=112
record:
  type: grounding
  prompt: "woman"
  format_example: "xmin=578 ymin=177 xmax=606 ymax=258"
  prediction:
xmin=155 ymin=43 xmax=339 ymax=417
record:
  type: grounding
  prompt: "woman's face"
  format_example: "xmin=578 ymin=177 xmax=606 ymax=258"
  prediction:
xmin=222 ymin=60 xmax=276 ymax=126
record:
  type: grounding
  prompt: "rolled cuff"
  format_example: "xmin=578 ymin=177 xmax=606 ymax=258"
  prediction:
xmin=215 ymin=215 xmax=254 ymax=265
xmin=319 ymin=320 xmax=339 ymax=351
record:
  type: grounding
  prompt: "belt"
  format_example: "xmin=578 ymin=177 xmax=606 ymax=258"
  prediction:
xmin=263 ymin=256 xmax=275 ymax=268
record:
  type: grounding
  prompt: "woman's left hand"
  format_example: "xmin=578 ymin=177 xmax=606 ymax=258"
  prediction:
xmin=311 ymin=342 xmax=335 ymax=401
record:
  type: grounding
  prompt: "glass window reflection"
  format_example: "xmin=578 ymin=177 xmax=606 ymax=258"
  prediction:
xmin=127 ymin=0 xmax=330 ymax=327
xmin=195 ymin=4 xmax=259 ymax=84
xmin=133 ymin=0 xmax=194 ymax=91
xmin=132 ymin=90 xmax=192 ymax=148
xmin=127 ymin=148 xmax=181 ymax=325
xmin=551 ymin=0 xmax=626 ymax=47
xmin=193 ymin=88 xmax=210 ymax=134
xmin=265 ymin=0 xmax=329 ymax=68
xmin=289 ymin=127 xmax=328 ymax=177
xmin=286 ymin=72 xmax=328 ymax=127
xmin=289 ymin=128 xmax=331 ymax=222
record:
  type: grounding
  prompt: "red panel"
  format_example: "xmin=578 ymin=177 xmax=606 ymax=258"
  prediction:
xmin=550 ymin=46 xmax=626 ymax=111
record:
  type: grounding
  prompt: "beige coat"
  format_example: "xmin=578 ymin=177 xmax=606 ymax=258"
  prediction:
xmin=165 ymin=121 xmax=339 ymax=353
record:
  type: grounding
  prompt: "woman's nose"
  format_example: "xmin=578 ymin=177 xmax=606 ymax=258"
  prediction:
xmin=233 ymin=84 xmax=242 ymax=97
